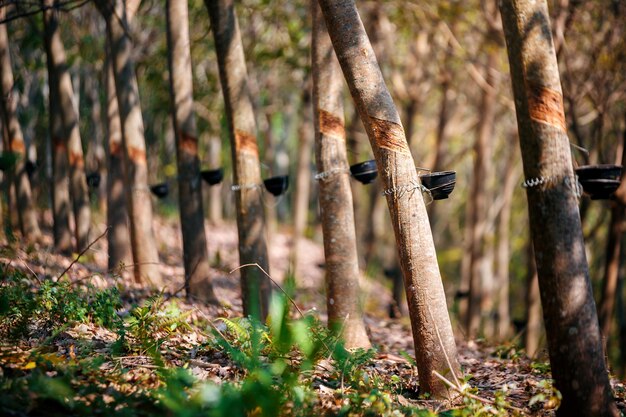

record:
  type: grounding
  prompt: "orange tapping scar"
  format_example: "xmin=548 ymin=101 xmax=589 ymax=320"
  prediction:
xmin=369 ymin=117 xmax=410 ymax=155
xmin=10 ymin=139 xmax=25 ymax=154
xmin=180 ymin=132 xmax=198 ymax=156
xmin=235 ymin=129 xmax=259 ymax=155
xmin=127 ymin=145 xmax=147 ymax=165
xmin=319 ymin=109 xmax=345 ymax=140
xmin=109 ymin=141 xmax=123 ymax=157
xmin=69 ymin=151 xmax=85 ymax=168
xmin=528 ymin=86 xmax=566 ymax=132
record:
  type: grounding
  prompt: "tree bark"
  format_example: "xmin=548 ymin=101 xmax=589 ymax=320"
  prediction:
xmin=465 ymin=51 xmax=498 ymax=339
xmin=318 ymin=0 xmax=460 ymax=399
xmin=166 ymin=0 xmax=217 ymax=303
xmin=42 ymin=0 xmax=91 ymax=252
xmin=500 ymin=1 xmax=618 ymax=414
xmin=599 ymin=119 xmax=626 ymax=351
xmin=312 ymin=2 xmax=370 ymax=350
xmin=291 ymin=86 xmax=313 ymax=275
xmin=206 ymin=0 xmax=270 ymax=319
xmin=495 ymin=145 xmax=517 ymax=340
xmin=96 ymin=0 xmax=164 ymax=288
xmin=104 ymin=39 xmax=131 ymax=270
xmin=0 ymin=7 xmax=41 ymax=242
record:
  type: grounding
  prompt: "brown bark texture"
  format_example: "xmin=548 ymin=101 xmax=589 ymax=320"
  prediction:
xmin=42 ymin=0 xmax=91 ymax=252
xmin=43 ymin=15 xmax=72 ymax=254
xmin=166 ymin=0 xmax=217 ymax=303
xmin=104 ymin=42 xmax=131 ymax=270
xmin=206 ymin=0 xmax=270 ymax=319
xmin=97 ymin=0 xmax=164 ymax=288
xmin=0 ymin=8 xmax=41 ymax=241
xmin=599 ymin=122 xmax=626 ymax=349
xmin=291 ymin=86 xmax=313 ymax=275
xmin=318 ymin=0 xmax=460 ymax=399
xmin=500 ymin=1 xmax=618 ymax=415
xmin=312 ymin=2 xmax=370 ymax=350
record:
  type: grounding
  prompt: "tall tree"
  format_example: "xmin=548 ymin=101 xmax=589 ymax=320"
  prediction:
xmin=500 ymin=0 xmax=618 ymax=414
xmin=42 ymin=0 xmax=91 ymax=252
xmin=206 ymin=0 xmax=271 ymax=319
xmin=318 ymin=0 xmax=460 ymax=398
xmin=312 ymin=1 xmax=370 ymax=350
xmin=95 ymin=0 xmax=163 ymax=288
xmin=166 ymin=0 xmax=217 ymax=302
xmin=104 ymin=42 xmax=131 ymax=270
xmin=0 ymin=7 xmax=41 ymax=242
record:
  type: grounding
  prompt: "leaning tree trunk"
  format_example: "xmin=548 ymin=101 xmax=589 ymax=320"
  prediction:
xmin=500 ymin=1 xmax=618 ymax=415
xmin=312 ymin=2 xmax=370 ymax=350
xmin=104 ymin=41 xmax=131 ymax=270
xmin=166 ymin=0 xmax=217 ymax=303
xmin=318 ymin=0 xmax=460 ymax=399
xmin=206 ymin=0 xmax=270 ymax=320
xmin=0 ymin=9 xmax=41 ymax=242
xmin=96 ymin=0 xmax=163 ymax=288
xmin=42 ymin=0 xmax=91 ymax=252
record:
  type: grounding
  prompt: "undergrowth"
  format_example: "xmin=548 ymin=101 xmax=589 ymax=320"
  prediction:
xmin=0 ymin=263 xmax=551 ymax=416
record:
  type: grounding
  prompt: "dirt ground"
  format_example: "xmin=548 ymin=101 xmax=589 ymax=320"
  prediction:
xmin=2 ymin=217 xmax=625 ymax=415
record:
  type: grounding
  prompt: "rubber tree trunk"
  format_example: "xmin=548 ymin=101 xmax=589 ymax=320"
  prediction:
xmin=166 ymin=0 xmax=217 ymax=303
xmin=96 ymin=0 xmax=163 ymax=288
xmin=465 ymin=51 xmax=498 ymax=339
xmin=318 ymin=0 xmax=460 ymax=399
xmin=312 ymin=2 xmax=370 ymax=350
xmin=599 ymin=122 xmax=626 ymax=350
xmin=104 ymin=41 xmax=131 ymax=270
xmin=0 ymin=9 xmax=41 ymax=242
xmin=42 ymin=0 xmax=91 ymax=252
xmin=290 ymin=86 xmax=313 ymax=275
xmin=495 ymin=145 xmax=517 ymax=340
xmin=43 ymin=22 xmax=72 ymax=254
xmin=500 ymin=1 xmax=618 ymax=414
xmin=206 ymin=0 xmax=270 ymax=320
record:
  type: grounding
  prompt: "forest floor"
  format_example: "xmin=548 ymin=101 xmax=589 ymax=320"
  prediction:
xmin=1 ymin=216 xmax=625 ymax=416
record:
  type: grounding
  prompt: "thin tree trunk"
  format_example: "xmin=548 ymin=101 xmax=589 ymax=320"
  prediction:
xmin=42 ymin=0 xmax=91 ymax=252
xmin=312 ymin=1 xmax=370 ymax=349
xmin=43 ymin=24 xmax=72 ymax=254
xmin=206 ymin=0 xmax=270 ymax=319
xmin=500 ymin=1 xmax=617 ymax=414
xmin=599 ymin=119 xmax=626 ymax=351
xmin=318 ymin=0 xmax=460 ymax=399
xmin=466 ymin=51 xmax=498 ymax=339
xmin=104 ymin=40 xmax=131 ymax=270
xmin=96 ymin=0 xmax=163 ymax=288
xmin=166 ymin=0 xmax=217 ymax=303
xmin=0 ymin=8 xmax=41 ymax=242
xmin=524 ymin=242 xmax=542 ymax=357
xmin=495 ymin=146 xmax=517 ymax=340
xmin=291 ymin=86 xmax=313 ymax=274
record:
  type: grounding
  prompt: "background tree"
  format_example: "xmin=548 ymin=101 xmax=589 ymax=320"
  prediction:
xmin=0 ymin=5 xmax=40 ymax=242
xmin=42 ymin=0 xmax=91 ymax=252
xmin=95 ymin=0 xmax=163 ymax=288
xmin=318 ymin=0 xmax=460 ymax=399
xmin=206 ymin=0 xmax=271 ymax=319
xmin=312 ymin=0 xmax=370 ymax=350
xmin=166 ymin=0 xmax=217 ymax=302
xmin=500 ymin=0 xmax=617 ymax=414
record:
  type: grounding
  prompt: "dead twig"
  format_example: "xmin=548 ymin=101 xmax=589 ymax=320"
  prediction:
xmin=432 ymin=370 xmax=525 ymax=414
xmin=56 ymin=227 xmax=109 ymax=282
